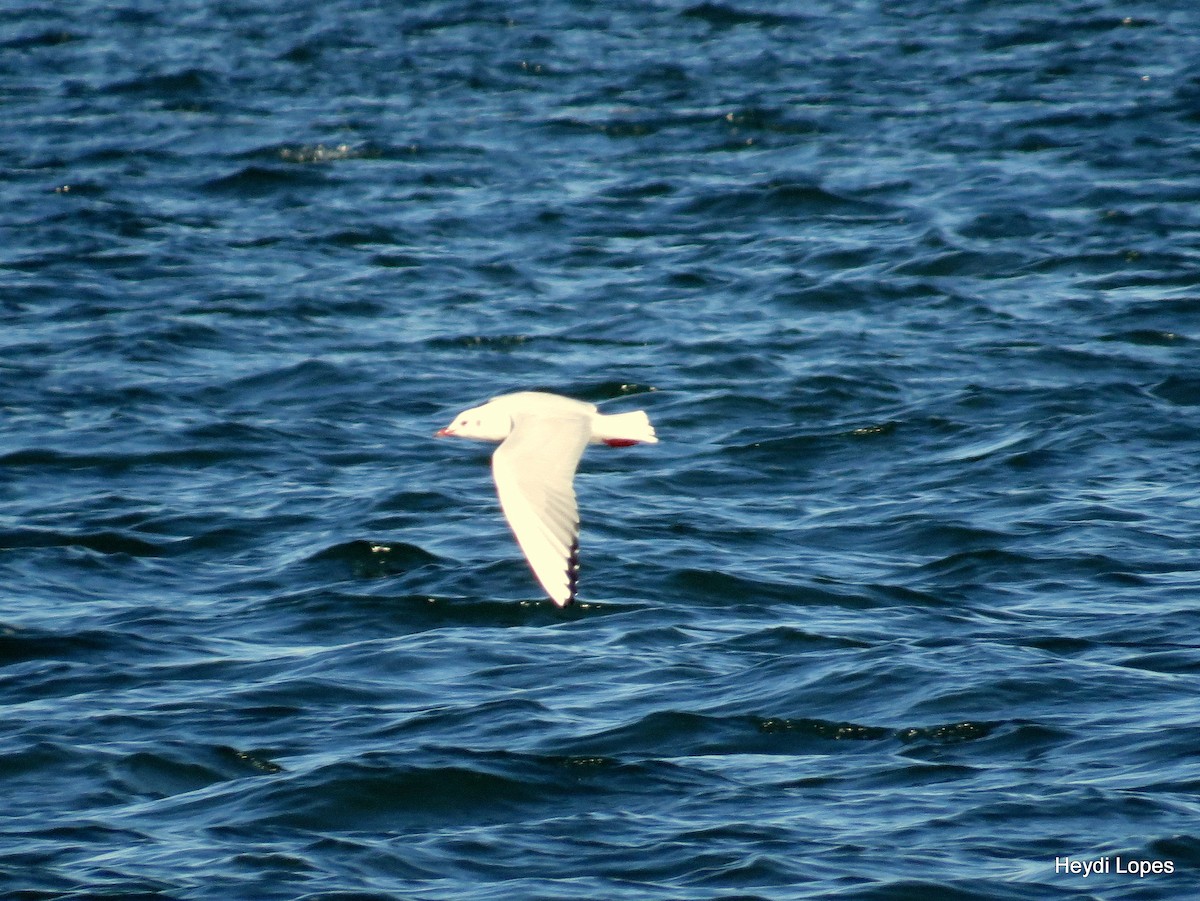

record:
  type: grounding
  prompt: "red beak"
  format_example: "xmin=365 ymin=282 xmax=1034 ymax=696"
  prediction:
xmin=435 ymin=428 xmax=453 ymax=437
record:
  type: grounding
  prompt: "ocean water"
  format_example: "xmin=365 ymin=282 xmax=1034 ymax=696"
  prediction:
xmin=3 ymin=0 xmax=1200 ymax=898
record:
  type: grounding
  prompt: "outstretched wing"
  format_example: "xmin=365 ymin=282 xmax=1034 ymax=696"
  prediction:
xmin=491 ymin=413 xmax=590 ymax=606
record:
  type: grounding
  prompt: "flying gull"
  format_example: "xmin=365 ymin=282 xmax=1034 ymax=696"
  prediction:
xmin=437 ymin=391 xmax=657 ymax=606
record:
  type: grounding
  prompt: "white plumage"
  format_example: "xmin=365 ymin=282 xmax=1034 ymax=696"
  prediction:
xmin=436 ymin=391 xmax=657 ymax=606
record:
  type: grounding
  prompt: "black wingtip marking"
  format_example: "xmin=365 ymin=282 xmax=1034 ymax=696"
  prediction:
xmin=565 ymin=538 xmax=580 ymax=605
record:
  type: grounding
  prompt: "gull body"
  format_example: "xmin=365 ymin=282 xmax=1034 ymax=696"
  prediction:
xmin=437 ymin=391 xmax=657 ymax=606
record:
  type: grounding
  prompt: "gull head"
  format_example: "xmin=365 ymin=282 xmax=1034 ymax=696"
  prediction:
xmin=435 ymin=400 xmax=514 ymax=443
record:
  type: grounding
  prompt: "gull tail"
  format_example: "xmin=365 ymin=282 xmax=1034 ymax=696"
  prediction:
xmin=594 ymin=410 xmax=658 ymax=447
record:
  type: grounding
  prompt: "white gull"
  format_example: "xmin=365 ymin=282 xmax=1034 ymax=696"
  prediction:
xmin=437 ymin=391 xmax=657 ymax=606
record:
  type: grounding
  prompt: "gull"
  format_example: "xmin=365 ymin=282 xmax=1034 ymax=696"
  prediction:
xmin=436 ymin=391 xmax=657 ymax=606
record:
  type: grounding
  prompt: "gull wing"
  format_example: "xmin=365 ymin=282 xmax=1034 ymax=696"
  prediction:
xmin=491 ymin=413 xmax=591 ymax=606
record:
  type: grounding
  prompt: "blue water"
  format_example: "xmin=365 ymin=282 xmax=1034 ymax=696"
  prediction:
xmin=4 ymin=1 xmax=1200 ymax=898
